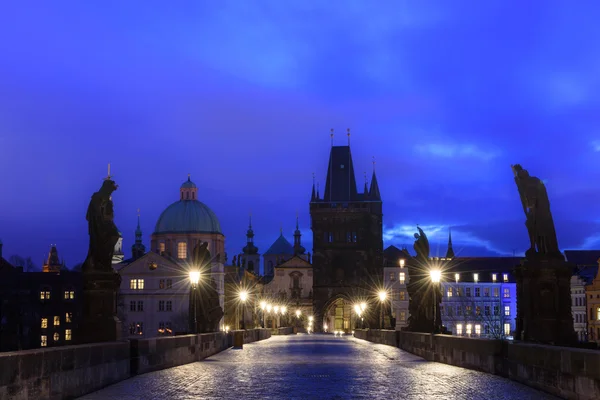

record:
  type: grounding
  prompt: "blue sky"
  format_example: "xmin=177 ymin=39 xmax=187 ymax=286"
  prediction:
xmin=1 ymin=1 xmax=600 ymax=271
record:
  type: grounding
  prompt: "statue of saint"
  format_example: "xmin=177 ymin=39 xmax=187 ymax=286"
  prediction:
xmin=192 ymin=241 xmax=212 ymax=270
xmin=413 ymin=226 xmax=430 ymax=263
xmin=511 ymin=164 xmax=561 ymax=258
xmin=83 ymin=179 xmax=120 ymax=273
xmin=190 ymin=241 xmax=223 ymax=332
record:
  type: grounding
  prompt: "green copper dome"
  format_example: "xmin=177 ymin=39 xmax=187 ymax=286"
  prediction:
xmin=154 ymin=200 xmax=222 ymax=235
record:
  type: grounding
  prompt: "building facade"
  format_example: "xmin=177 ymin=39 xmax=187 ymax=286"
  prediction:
xmin=310 ymin=144 xmax=383 ymax=333
xmin=440 ymin=258 xmax=520 ymax=339
xmin=586 ymin=265 xmax=600 ymax=343
xmin=383 ymin=245 xmax=411 ymax=330
xmin=571 ymin=273 xmax=588 ymax=342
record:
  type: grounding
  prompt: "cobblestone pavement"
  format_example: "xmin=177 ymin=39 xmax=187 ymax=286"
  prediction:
xmin=80 ymin=334 xmax=559 ymax=400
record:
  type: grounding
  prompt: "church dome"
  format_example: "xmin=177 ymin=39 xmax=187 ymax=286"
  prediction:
xmin=154 ymin=200 xmax=222 ymax=234
xmin=153 ymin=175 xmax=222 ymax=235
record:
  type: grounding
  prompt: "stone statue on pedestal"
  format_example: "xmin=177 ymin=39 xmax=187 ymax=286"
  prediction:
xmin=190 ymin=241 xmax=223 ymax=333
xmin=80 ymin=174 xmax=122 ymax=344
xmin=511 ymin=164 xmax=575 ymax=345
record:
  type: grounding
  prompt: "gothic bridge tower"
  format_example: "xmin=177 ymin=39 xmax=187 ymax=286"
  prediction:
xmin=310 ymin=132 xmax=383 ymax=332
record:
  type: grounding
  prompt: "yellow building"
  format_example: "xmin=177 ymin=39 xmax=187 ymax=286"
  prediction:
xmin=585 ymin=258 xmax=600 ymax=343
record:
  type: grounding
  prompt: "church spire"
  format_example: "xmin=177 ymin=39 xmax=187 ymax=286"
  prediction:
xmin=369 ymin=157 xmax=381 ymax=201
xmin=445 ymin=228 xmax=455 ymax=259
xmin=363 ymin=171 xmax=369 ymax=198
xmin=293 ymin=213 xmax=306 ymax=255
xmin=243 ymin=212 xmax=258 ymax=255
xmin=311 ymin=173 xmax=316 ymax=201
xmin=131 ymin=209 xmax=146 ymax=260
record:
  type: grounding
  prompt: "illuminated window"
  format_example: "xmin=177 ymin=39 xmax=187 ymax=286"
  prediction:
xmin=493 ymin=288 xmax=499 ymax=297
xmin=53 ymin=332 xmax=59 ymax=341
xmin=475 ymin=324 xmax=481 ymax=335
xmin=492 ymin=274 xmax=497 ymax=282
xmin=503 ymin=274 xmax=508 ymax=282
xmin=455 ymin=273 xmax=460 ymax=282
xmin=389 ymin=272 xmax=396 ymax=281
xmin=465 ymin=306 xmax=472 ymax=315
xmin=399 ymin=259 xmax=405 ymax=268
xmin=65 ymin=329 xmax=72 ymax=341
xmin=159 ymin=279 xmax=165 ymax=289
xmin=159 ymin=243 xmax=165 ymax=253
xmin=65 ymin=312 xmax=72 ymax=323
xmin=130 ymin=279 xmax=144 ymax=290
xmin=466 ymin=324 xmax=472 ymax=335
xmin=40 ymin=290 xmax=51 ymax=300
xmin=399 ymin=272 xmax=406 ymax=284
xmin=64 ymin=290 xmax=74 ymax=300
xmin=476 ymin=306 xmax=481 ymax=316
xmin=504 ymin=323 xmax=511 ymax=336
xmin=597 ymin=307 xmax=600 ymax=320
xmin=503 ymin=288 xmax=510 ymax=298
xmin=54 ymin=316 xmax=60 ymax=326
xmin=41 ymin=335 xmax=47 ymax=347
xmin=447 ymin=287 xmax=453 ymax=297
xmin=41 ymin=318 xmax=48 ymax=328
xmin=473 ymin=273 xmax=479 ymax=283
xmin=166 ymin=279 xmax=172 ymax=289
xmin=456 ymin=324 xmax=463 ymax=335
xmin=177 ymin=242 xmax=187 ymax=259
xmin=399 ymin=291 xmax=406 ymax=301
xmin=484 ymin=287 xmax=490 ymax=297
xmin=504 ymin=306 xmax=510 ymax=316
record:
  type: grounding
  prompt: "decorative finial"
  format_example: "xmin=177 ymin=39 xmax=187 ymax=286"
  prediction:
xmin=249 ymin=211 xmax=252 ymax=228
xmin=330 ymin=128 xmax=334 ymax=146
xmin=187 ymin=173 xmax=191 ymax=181
xmin=372 ymin=156 xmax=376 ymax=171
xmin=104 ymin=163 xmax=112 ymax=180
xmin=312 ymin=172 xmax=315 ymax=184
xmin=137 ymin=208 xmax=140 ymax=217
xmin=347 ymin=128 xmax=350 ymax=145
xmin=280 ymin=224 xmax=283 ymax=234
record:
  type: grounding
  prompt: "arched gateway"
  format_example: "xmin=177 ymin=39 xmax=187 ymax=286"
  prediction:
xmin=322 ymin=295 xmax=354 ymax=333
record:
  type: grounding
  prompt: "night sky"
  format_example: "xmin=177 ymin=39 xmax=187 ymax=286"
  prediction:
xmin=1 ymin=2 xmax=600 ymax=272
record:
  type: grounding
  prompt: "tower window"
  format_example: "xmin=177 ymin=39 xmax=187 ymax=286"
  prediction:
xmin=65 ymin=329 xmax=72 ymax=341
xmin=177 ymin=242 xmax=187 ymax=259
xmin=41 ymin=335 xmax=47 ymax=347
xmin=159 ymin=243 xmax=165 ymax=253
xmin=41 ymin=318 xmax=48 ymax=328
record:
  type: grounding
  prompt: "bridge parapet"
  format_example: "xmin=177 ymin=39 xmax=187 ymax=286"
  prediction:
xmin=354 ymin=329 xmax=600 ymax=400
xmin=0 ymin=341 xmax=130 ymax=400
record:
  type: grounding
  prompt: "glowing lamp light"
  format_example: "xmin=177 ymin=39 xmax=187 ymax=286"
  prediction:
xmin=260 ymin=301 xmax=267 ymax=310
xmin=354 ymin=304 xmax=361 ymax=315
xmin=266 ymin=304 xmax=272 ymax=313
xmin=274 ymin=305 xmax=280 ymax=313
xmin=378 ymin=291 xmax=387 ymax=302
xmin=399 ymin=258 xmax=405 ymax=267
xmin=239 ymin=290 xmax=248 ymax=302
xmin=189 ymin=271 xmax=200 ymax=286
xmin=430 ymin=270 xmax=442 ymax=283
xmin=295 ymin=309 xmax=301 ymax=318
xmin=281 ymin=306 xmax=287 ymax=314
xmin=360 ymin=302 xmax=367 ymax=311
xmin=308 ymin=316 xmax=314 ymax=322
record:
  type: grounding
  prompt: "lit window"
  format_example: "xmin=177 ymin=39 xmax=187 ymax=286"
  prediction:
xmin=41 ymin=318 xmax=48 ymax=328
xmin=159 ymin=279 xmax=165 ymax=289
xmin=130 ymin=279 xmax=144 ymax=290
xmin=65 ymin=329 xmax=72 ymax=341
xmin=475 ymin=324 xmax=481 ymax=335
xmin=41 ymin=335 xmax=47 ymax=347
xmin=503 ymin=274 xmax=508 ymax=282
xmin=492 ymin=274 xmax=497 ymax=282
xmin=447 ymin=287 xmax=453 ymax=297
xmin=455 ymin=273 xmax=460 ymax=282
xmin=166 ymin=279 xmax=172 ymax=289
xmin=64 ymin=290 xmax=74 ymax=300
xmin=399 ymin=259 xmax=405 ymax=268
xmin=504 ymin=323 xmax=511 ymax=336
xmin=40 ymin=290 xmax=51 ymax=300
xmin=504 ymin=306 xmax=510 ymax=316
xmin=503 ymin=288 xmax=510 ymax=298
xmin=177 ymin=242 xmax=187 ymax=259
xmin=389 ymin=272 xmax=396 ymax=281
xmin=399 ymin=291 xmax=406 ymax=301
xmin=398 ymin=272 xmax=406 ymax=284
xmin=54 ymin=316 xmax=60 ymax=326
xmin=159 ymin=243 xmax=165 ymax=253
xmin=476 ymin=306 xmax=481 ymax=316
xmin=53 ymin=332 xmax=59 ymax=341
xmin=473 ymin=273 xmax=479 ymax=283
xmin=65 ymin=312 xmax=72 ymax=323
xmin=466 ymin=306 xmax=472 ymax=315
xmin=484 ymin=287 xmax=490 ymax=297
xmin=466 ymin=324 xmax=472 ymax=335
xmin=597 ymin=307 xmax=600 ymax=321
xmin=493 ymin=288 xmax=499 ymax=297
xmin=456 ymin=324 xmax=463 ymax=335
xmin=399 ymin=311 xmax=406 ymax=321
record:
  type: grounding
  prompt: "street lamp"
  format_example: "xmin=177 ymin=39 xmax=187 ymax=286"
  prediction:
xmin=430 ymin=269 xmax=441 ymax=334
xmin=378 ymin=291 xmax=387 ymax=329
xmin=295 ymin=309 xmax=301 ymax=318
xmin=260 ymin=301 xmax=267 ymax=328
xmin=189 ymin=270 xmax=200 ymax=334
xmin=281 ymin=306 xmax=287 ymax=327
xmin=239 ymin=290 xmax=248 ymax=330
xmin=354 ymin=304 xmax=362 ymax=329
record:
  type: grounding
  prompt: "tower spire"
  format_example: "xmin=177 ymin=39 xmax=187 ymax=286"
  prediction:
xmin=311 ymin=173 xmax=316 ymax=201
xmin=347 ymin=128 xmax=350 ymax=146
xmin=369 ymin=156 xmax=381 ymax=201
xmin=132 ymin=208 xmax=146 ymax=260
xmin=364 ymin=171 xmax=369 ymax=196
xmin=330 ymin=128 xmax=334 ymax=147
xmin=293 ymin=212 xmax=306 ymax=255
xmin=445 ymin=228 xmax=455 ymax=259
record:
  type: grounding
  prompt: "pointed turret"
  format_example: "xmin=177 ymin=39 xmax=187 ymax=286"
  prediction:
xmin=131 ymin=209 xmax=146 ymax=260
xmin=242 ymin=214 xmax=259 ymax=255
xmin=369 ymin=159 xmax=381 ymax=201
xmin=445 ymin=228 xmax=455 ymax=259
xmin=43 ymin=245 xmax=61 ymax=273
xmin=323 ymin=145 xmax=358 ymax=202
xmin=293 ymin=215 xmax=306 ymax=255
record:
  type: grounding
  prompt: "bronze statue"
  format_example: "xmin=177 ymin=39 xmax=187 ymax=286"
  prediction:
xmin=82 ymin=179 xmax=120 ymax=273
xmin=413 ymin=226 xmax=430 ymax=262
xmin=511 ymin=164 xmax=561 ymax=258
xmin=190 ymin=241 xmax=223 ymax=332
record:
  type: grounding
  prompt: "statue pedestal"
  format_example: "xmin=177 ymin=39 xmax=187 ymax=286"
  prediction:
xmin=79 ymin=271 xmax=122 ymax=344
xmin=515 ymin=256 xmax=576 ymax=346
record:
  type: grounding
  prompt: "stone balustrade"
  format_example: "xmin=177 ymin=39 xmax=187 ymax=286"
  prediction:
xmin=354 ymin=329 xmax=600 ymax=400
xmin=272 ymin=327 xmax=294 ymax=335
xmin=0 ymin=328 xmax=271 ymax=400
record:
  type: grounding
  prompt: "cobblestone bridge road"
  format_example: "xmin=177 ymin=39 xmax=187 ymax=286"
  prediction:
xmin=80 ymin=334 xmax=559 ymax=400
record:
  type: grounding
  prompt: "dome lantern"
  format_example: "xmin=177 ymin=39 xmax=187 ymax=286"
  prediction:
xmin=180 ymin=174 xmax=198 ymax=201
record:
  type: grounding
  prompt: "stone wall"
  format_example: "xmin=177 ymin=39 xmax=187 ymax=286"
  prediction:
xmin=238 ymin=328 xmax=272 ymax=343
xmin=0 ymin=341 xmax=130 ymax=400
xmin=355 ymin=330 xmax=600 ymax=400
xmin=272 ymin=327 xmax=294 ymax=335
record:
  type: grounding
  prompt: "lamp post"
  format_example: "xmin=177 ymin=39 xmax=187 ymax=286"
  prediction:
xmin=274 ymin=305 xmax=280 ymax=328
xmin=239 ymin=290 xmax=248 ymax=330
xmin=266 ymin=304 xmax=272 ymax=329
xmin=378 ymin=291 xmax=387 ymax=329
xmin=260 ymin=301 xmax=267 ymax=328
xmin=430 ymin=269 xmax=441 ymax=333
xmin=360 ymin=302 xmax=366 ymax=328
xmin=281 ymin=306 xmax=287 ymax=327
xmin=189 ymin=270 xmax=201 ymax=334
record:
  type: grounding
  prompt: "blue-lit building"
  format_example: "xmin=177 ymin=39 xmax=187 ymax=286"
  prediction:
xmin=439 ymin=257 xmax=520 ymax=339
